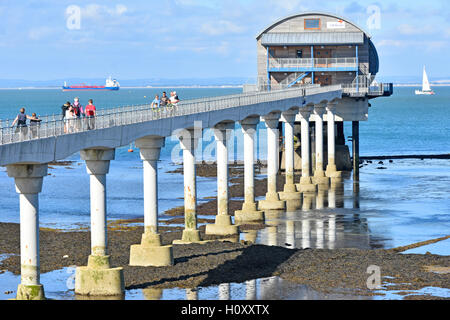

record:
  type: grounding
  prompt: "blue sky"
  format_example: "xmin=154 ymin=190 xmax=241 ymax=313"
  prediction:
xmin=0 ymin=0 xmax=449 ymax=81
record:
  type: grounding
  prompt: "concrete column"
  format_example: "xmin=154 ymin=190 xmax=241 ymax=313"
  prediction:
xmin=130 ymin=136 xmax=174 ymax=267
xmin=7 ymin=164 xmax=48 ymax=300
xmin=75 ymin=148 xmax=124 ymax=297
xmin=174 ymin=129 xmax=202 ymax=243
xmin=296 ymin=107 xmax=317 ymax=193
xmin=313 ymin=104 xmax=330 ymax=186
xmin=352 ymin=121 xmax=360 ymax=182
xmin=206 ymin=123 xmax=238 ymax=236
xmin=279 ymin=110 xmax=302 ymax=201
xmin=258 ymin=112 xmax=286 ymax=211
xmin=235 ymin=117 xmax=264 ymax=222
xmin=326 ymin=102 xmax=343 ymax=180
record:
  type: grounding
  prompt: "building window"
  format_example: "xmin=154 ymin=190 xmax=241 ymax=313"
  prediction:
xmin=297 ymin=50 xmax=303 ymax=58
xmin=305 ymin=19 xmax=321 ymax=30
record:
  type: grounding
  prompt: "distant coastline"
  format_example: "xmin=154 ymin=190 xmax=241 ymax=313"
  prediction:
xmin=0 ymin=85 xmax=244 ymax=90
xmin=1 ymin=83 xmax=450 ymax=90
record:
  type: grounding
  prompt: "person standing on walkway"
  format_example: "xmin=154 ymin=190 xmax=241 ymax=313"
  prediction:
xmin=72 ymin=97 xmax=84 ymax=131
xmin=151 ymin=95 xmax=160 ymax=109
xmin=85 ymin=99 xmax=96 ymax=130
xmin=160 ymin=91 xmax=169 ymax=108
xmin=11 ymin=108 xmax=31 ymax=140
xmin=61 ymin=101 xmax=71 ymax=133
xmin=29 ymin=113 xmax=42 ymax=138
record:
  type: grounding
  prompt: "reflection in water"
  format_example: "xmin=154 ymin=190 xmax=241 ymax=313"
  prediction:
xmin=353 ymin=181 xmax=360 ymax=209
xmin=142 ymin=288 xmax=162 ymax=300
xmin=328 ymin=213 xmax=336 ymax=249
xmin=136 ymin=178 xmax=374 ymax=301
xmin=316 ymin=187 xmax=326 ymax=210
xmin=219 ymin=283 xmax=230 ymax=300
xmin=245 ymin=279 xmax=257 ymax=300
xmin=186 ymin=288 xmax=198 ymax=300
xmin=316 ymin=218 xmax=324 ymax=249
xmin=302 ymin=218 xmax=311 ymax=249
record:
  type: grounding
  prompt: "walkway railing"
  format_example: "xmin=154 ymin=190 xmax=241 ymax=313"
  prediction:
xmin=0 ymin=85 xmax=341 ymax=145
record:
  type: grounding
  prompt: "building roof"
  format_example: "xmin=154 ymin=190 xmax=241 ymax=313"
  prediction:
xmin=260 ymin=32 xmax=364 ymax=46
xmin=256 ymin=11 xmax=372 ymax=40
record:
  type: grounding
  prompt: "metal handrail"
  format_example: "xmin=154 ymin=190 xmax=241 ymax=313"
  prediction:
xmin=0 ymin=85 xmax=341 ymax=145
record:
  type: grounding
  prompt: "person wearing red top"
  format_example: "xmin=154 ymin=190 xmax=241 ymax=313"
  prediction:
xmin=85 ymin=99 xmax=96 ymax=130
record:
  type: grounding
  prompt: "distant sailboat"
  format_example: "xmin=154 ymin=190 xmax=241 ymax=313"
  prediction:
xmin=415 ymin=66 xmax=435 ymax=95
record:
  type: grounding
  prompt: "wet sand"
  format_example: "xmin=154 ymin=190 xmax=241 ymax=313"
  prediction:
xmin=0 ymin=222 xmax=448 ymax=297
xmin=0 ymin=163 xmax=449 ymax=299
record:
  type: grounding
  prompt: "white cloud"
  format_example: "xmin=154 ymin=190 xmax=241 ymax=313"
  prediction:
xmin=199 ymin=20 xmax=245 ymax=35
xmin=82 ymin=4 xmax=128 ymax=20
xmin=397 ymin=24 xmax=434 ymax=35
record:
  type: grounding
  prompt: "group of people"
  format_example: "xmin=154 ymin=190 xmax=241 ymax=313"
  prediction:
xmin=11 ymin=91 xmax=180 ymax=141
xmin=150 ymin=91 xmax=180 ymax=109
xmin=62 ymin=97 xmax=97 ymax=133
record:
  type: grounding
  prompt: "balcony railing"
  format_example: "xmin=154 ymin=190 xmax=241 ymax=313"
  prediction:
xmin=269 ymin=57 xmax=358 ymax=70
xmin=342 ymin=83 xmax=393 ymax=97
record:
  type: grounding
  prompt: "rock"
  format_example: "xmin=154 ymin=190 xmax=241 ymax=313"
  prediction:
xmin=378 ymin=161 xmax=384 ymax=165
xmin=389 ymin=160 xmax=393 ymax=163
xmin=376 ymin=167 xmax=387 ymax=170
xmin=63 ymin=255 xmax=69 ymax=258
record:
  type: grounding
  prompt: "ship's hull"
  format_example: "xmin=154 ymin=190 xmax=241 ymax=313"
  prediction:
xmin=62 ymin=86 xmax=119 ymax=91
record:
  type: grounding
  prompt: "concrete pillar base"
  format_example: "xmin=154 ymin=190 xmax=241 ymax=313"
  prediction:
xmin=235 ymin=209 xmax=264 ymax=222
xmin=75 ymin=255 xmax=124 ymax=296
xmin=258 ymin=195 xmax=286 ymax=211
xmin=326 ymin=165 xmax=343 ymax=179
xmin=205 ymin=215 xmax=239 ymax=235
xmin=279 ymin=189 xmax=302 ymax=201
xmin=285 ymin=199 xmax=302 ymax=212
xmin=15 ymin=284 xmax=45 ymax=300
xmin=129 ymin=244 xmax=174 ymax=267
xmin=312 ymin=172 xmax=330 ymax=186
xmin=296 ymin=177 xmax=317 ymax=193
xmin=173 ymin=229 xmax=201 ymax=244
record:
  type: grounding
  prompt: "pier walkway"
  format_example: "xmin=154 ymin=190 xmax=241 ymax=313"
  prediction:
xmin=1 ymin=84 xmax=346 ymax=299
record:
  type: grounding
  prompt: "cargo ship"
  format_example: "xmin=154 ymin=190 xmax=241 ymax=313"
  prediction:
xmin=62 ymin=77 xmax=120 ymax=91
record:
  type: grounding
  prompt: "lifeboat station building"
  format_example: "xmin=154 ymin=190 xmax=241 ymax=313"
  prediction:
xmin=252 ymin=12 xmax=393 ymax=173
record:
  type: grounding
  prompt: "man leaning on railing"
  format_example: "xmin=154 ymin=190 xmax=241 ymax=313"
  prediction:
xmin=84 ymin=99 xmax=96 ymax=130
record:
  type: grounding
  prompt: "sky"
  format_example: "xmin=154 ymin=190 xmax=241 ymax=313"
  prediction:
xmin=0 ymin=0 xmax=449 ymax=82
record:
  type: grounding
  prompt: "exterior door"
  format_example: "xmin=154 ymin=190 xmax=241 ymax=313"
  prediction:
xmin=314 ymin=75 xmax=332 ymax=86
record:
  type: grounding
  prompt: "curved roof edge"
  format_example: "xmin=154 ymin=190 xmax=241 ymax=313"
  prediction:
xmin=256 ymin=11 xmax=372 ymax=40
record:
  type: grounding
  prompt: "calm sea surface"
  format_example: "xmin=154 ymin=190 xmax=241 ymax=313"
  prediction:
xmin=0 ymin=86 xmax=449 ymax=300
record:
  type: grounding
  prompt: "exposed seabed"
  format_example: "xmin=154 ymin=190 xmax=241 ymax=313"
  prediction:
xmin=0 ymin=158 xmax=449 ymax=300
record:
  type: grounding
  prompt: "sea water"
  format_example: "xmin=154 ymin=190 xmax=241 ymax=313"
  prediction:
xmin=0 ymin=87 xmax=449 ymax=299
